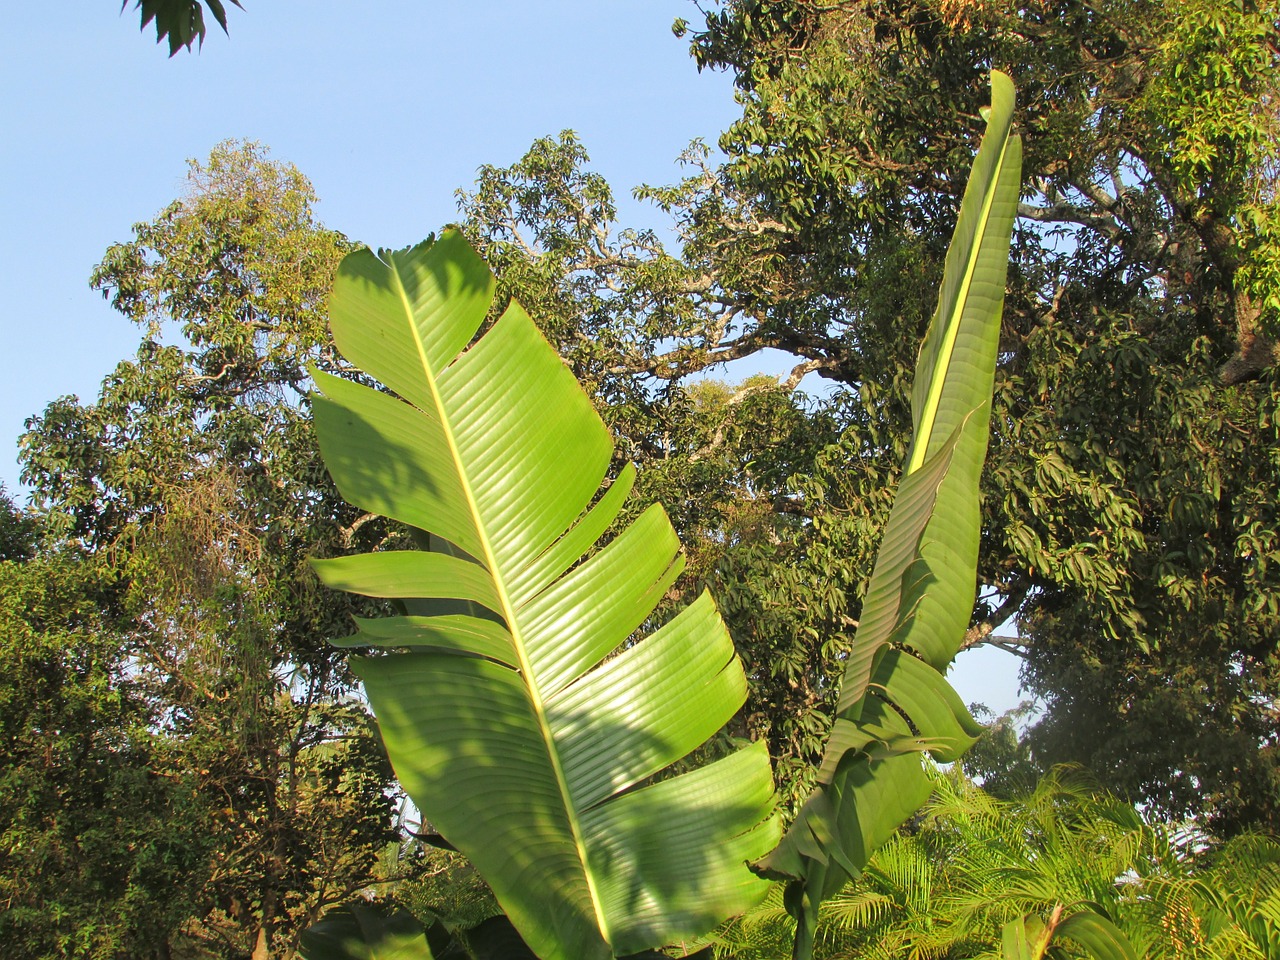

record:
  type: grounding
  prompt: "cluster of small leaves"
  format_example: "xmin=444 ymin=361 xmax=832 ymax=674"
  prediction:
xmin=126 ymin=0 xmax=242 ymax=56
xmin=0 ymin=487 xmax=36 ymax=563
xmin=1135 ymin=0 xmax=1280 ymax=342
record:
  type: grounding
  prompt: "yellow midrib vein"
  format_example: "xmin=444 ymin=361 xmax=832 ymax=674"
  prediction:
xmin=907 ymin=130 xmax=1011 ymax=477
xmin=390 ymin=263 xmax=613 ymax=946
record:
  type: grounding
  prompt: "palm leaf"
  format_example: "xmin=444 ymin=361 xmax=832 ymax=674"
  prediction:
xmin=1191 ymin=839 xmax=1280 ymax=958
xmin=1052 ymin=910 xmax=1139 ymax=960
xmin=999 ymin=907 xmax=1139 ymax=960
xmin=310 ymin=230 xmax=779 ymax=960
xmin=756 ymin=71 xmax=1022 ymax=958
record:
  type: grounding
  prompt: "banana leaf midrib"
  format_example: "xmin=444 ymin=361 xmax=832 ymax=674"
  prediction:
xmin=386 ymin=264 xmax=614 ymax=942
xmin=908 ymin=118 xmax=1013 ymax=477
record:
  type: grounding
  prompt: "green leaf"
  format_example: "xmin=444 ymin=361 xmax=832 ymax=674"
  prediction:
xmin=127 ymin=1 xmax=242 ymax=55
xmin=454 ymin=915 xmax=540 ymax=959
xmin=1054 ymin=910 xmax=1139 ymax=960
xmin=1001 ymin=915 xmax=1043 ymax=960
xmin=312 ymin=230 xmax=779 ymax=960
xmin=1191 ymin=862 xmax=1280 ymax=957
xmin=755 ymin=71 xmax=1022 ymax=958
xmin=299 ymin=902 xmax=436 ymax=960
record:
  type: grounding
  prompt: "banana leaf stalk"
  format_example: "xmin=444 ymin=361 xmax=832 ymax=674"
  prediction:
xmin=754 ymin=71 xmax=1023 ymax=960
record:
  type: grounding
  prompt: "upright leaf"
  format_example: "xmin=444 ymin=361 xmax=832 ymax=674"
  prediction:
xmin=756 ymin=71 xmax=1022 ymax=959
xmin=310 ymin=230 xmax=779 ymax=960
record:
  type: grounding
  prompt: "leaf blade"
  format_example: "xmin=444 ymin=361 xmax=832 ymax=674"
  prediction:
xmin=759 ymin=73 xmax=1023 ymax=956
xmin=314 ymin=230 xmax=777 ymax=959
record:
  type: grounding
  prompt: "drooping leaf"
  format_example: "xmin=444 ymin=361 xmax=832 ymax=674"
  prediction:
xmin=299 ymin=902 xmax=436 ymax=960
xmin=311 ymin=230 xmax=779 ymax=960
xmin=125 ymin=0 xmax=242 ymax=56
xmin=1054 ymin=910 xmax=1139 ymax=960
xmin=756 ymin=71 xmax=1022 ymax=958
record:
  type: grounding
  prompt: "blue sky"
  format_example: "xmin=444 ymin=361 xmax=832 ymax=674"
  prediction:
xmin=2 ymin=1 xmax=741 ymax=492
xmin=0 ymin=1 xmax=1025 ymax=714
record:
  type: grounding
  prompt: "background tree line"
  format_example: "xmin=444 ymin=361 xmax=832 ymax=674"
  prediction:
xmin=4 ymin=0 xmax=1278 ymax=956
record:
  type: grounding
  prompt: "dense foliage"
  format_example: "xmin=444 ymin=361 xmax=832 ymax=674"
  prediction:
xmin=685 ymin=0 xmax=1280 ymax=835
xmin=0 ymin=504 xmax=206 ymax=957
xmin=711 ymin=768 xmax=1280 ymax=959
xmin=13 ymin=144 xmax=399 ymax=959
xmin=458 ymin=0 xmax=1280 ymax=833
xmin=8 ymin=0 xmax=1280 ymax=954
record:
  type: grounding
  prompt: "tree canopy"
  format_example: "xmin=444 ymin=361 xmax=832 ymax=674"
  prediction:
xmin=456 ymin=0 xmax=1280 ymax=833
xmin=10 ymin=2 xmax=1280 ymax=954
xmin=16 ymin=143 xmax=399 ymax=959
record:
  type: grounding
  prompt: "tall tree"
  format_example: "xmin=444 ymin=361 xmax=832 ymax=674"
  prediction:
xmin=19 ymin=142 xmax=398 ymax=960
xmin=0 ymin=504 xmax=209 ymax=960
xmin=457 ymin=0 xmax=1280 ymax=832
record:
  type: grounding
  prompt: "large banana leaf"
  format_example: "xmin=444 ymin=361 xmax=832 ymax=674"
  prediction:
xmin=309 ymin=230 xmax=779 ymax=960
xmin=756 ymin=71 xmax=1023 ymax=959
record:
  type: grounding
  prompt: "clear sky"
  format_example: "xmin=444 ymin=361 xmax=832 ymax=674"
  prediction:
xmin=0 ymin=1 xmax=1026 ymax=715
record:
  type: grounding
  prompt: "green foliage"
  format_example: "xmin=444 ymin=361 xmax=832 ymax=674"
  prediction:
xmin=307 ymin=72 xmax=1018 ymax=960
xmin=961 ymin=704 xmax=1042 ymax=801
xmin=655 ymin=0 xmax=1280 ymax=835
xmin=750 ymin=71 xmax=1020 ymax=959
xmin=1000 ymin=907 xmax=1137 ymax=960
xmin=17 ymin=142 xmax=398 ymax=959
xmin=0 ymin=487 xmax=37 ymax=562
xmin=398 ymin=848 xmax=501 ymax=938
xmin=125 ymin=0 xmax=242 ymax=56
xmin=300 ymin=902 xmax=438 ymax=960
xmin=458 ymin=131 xmax=917 ymax=816
xmin=0 ymin=538 xmax=209 ymax=959
xmin=17 ymin=1 xmax=1280 ymax=950
xmin=309 ymin=231 xmax=779 ymax=960
xmin=1187 ymin=835 xmax=1280 ymax=957
xmin=709 ymin=769 xmax=1277 ymax=960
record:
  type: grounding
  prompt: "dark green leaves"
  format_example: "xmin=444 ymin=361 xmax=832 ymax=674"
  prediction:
xmin=125 ymin=0 xmax=243 ymax=56
xmin=300 ymin=903 xmax=437 ymax=960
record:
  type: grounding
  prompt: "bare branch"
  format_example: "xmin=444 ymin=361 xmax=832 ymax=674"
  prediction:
xmin=339 ymin=512 xmax=379 ymax=549
xmin=960 ymin=630 xmax=1030 ymax=657
xmin=1019 ymin=201 xmax=1121 ymax=238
